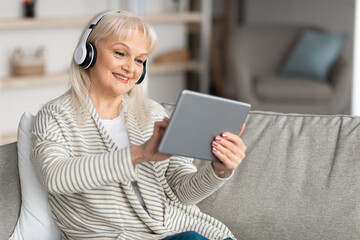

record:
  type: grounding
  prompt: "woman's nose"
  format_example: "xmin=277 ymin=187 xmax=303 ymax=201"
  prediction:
xmin=122 ymin=58 xmax=135 ymax=73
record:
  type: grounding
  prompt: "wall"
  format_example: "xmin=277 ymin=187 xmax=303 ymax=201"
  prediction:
xmin=245 ymin=0 xmax=355 ymax=58
xmin=353 ymin=0 xmax=360 ymax=116
xmin=0 ymin=0 xmax=188 ymax=142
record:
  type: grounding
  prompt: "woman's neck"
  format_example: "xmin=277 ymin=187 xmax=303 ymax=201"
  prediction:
xmin=90 ymin=93 xmax=122 ymax=120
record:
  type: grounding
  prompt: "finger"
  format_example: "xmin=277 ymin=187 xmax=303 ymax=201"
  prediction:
xmin=213 ymin=140 xmax=243 ymax=163
xmin=212 ymin=147 xmax=238 ymax=170
xmin=153 ymin=122 xmax=168 ymax=140
xmin=213 ymin=137 xmax=246 ymax=163
xmin=217 ymin=133 xmax=246 ymax=151
xmin=239 ymin=122 xmax=246 ymax=136
xmin=155 ymin=119 xmax=168 ymax=129
xmin=162 ymin=118 xmax=170 ymax=128
xmin=213 ymin=137 xmax=236 ymax=155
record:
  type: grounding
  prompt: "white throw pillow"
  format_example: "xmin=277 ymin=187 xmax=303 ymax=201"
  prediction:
xmin=10 ymin=112 xmax=61 ymax=240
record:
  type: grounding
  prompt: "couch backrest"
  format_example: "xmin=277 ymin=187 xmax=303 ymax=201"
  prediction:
xmin=195 ymin=110 xmax=360 ymax=240
xmin=230 ymin=24 xmax=325 ymax=77
xmin=0 ymin=142 xmax=20 ymax=239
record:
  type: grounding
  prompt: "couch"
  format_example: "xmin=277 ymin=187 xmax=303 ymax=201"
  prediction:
xmin=1 ymin=106 xmax=359 ymax=239
xmin=228 ymin=24 xmax=352 ymax=114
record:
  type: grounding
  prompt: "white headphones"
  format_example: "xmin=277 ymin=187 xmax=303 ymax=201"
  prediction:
xmin=73 ymin=10 xmax=147 ymax=84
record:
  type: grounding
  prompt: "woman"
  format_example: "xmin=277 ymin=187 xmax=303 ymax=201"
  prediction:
xmin=31 ymin=10 xmax=246 ymax=240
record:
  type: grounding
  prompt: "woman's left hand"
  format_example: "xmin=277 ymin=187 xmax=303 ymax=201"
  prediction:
xmin=211 ymin=123 xmax=247 ymax=178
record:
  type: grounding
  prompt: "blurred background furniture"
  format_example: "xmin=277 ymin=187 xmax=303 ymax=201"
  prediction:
xmin=227 ymin=24 xmax=352 ymax=114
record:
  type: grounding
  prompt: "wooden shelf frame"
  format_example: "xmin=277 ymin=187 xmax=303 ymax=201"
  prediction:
xmin=1 ymin=72 xmax=70 ymax=89
xmin=0 ymin=16 xmax=90 ymax=29
xmin=149 ymin=60 xmax=202 ymax=75
xmin=1 ymin=132 xmax=17 ymax=145
xmin=145 ymin=12 xmax=202 ymax=23
xmin=0 ymin=12 xmax=202 ymax=30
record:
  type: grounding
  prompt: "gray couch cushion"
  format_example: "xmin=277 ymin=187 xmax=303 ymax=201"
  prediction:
xmin=255 ymin=75 xmax=332 ymax=101
xmin=0 ymin=142 xmax=20 ymax=239
xmin=195 ymin=111 xmax=360 ymax=240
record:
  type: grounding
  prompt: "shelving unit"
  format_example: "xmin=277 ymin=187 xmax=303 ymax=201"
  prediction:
xmin=0 ymin=1 xmax=212 ymax=145
xmin=0 ymin=12 xmax=202 ymax=30
xmin=0 ymin=10 xmax=208 ymax=89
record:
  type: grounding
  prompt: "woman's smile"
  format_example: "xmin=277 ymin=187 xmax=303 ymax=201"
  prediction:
xmin=113 ymin=72 xmax=130 ymax=83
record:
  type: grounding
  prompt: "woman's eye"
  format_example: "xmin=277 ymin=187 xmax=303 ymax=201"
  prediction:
xmin=115 ymin=51 xmax=125 ymax=57
xmin=136 ymin=59 xmax=144 ymax=64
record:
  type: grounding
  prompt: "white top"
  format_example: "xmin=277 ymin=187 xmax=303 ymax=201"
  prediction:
xmin=101 ymin=111 xmax=148 ymax=213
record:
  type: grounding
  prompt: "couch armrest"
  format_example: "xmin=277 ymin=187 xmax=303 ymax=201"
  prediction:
xmin=0 ymin=142 xmax=21 ymax=239
xmin=229 ymin=57 xmax=257 ymax=104
xmin=328 ymin=58 xmax=352 ymax=113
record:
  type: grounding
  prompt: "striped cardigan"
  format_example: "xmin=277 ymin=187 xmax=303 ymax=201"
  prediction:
xmin=31 ymin=91 xmax=235 ymax=240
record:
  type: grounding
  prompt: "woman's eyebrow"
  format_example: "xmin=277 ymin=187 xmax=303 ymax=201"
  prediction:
xmin=113 ymin=42 xmax=129 ymax=49
xmin=113 ymin=43 xmax=148 ymax=57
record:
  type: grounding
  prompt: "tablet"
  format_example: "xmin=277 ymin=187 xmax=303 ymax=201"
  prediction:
xmin=158 ymin=90 xmax=251 ymax=161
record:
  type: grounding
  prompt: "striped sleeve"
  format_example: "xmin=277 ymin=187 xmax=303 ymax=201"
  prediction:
xmin=31 ymin=108 xmax=138 ymax=195
xmin=151 ymin=101 xmax=230 ymax=205
xmin=165 ymin=156 xmax=229 ymax=205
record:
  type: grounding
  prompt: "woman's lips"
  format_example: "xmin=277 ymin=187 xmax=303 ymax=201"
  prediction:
xmin=113 ymin=73 xmax=130 ymax=83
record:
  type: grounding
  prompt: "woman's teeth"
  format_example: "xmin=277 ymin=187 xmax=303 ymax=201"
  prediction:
xmin=114 ymin=73 xmax=128 ymax=81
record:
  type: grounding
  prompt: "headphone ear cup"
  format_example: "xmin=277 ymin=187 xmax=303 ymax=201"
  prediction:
xmin=135 ymin=60 xmax=147 ymax=84
xmin=80 ymin=43 xmax=97 ymax=69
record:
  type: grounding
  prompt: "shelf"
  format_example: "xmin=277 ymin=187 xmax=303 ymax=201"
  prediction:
xmin=1 ymin=72 xmax=69 ymax=90
xmin=0 ymin=16 xmax=90 ymax=29
xmin=145 ymin=12 xmax=202 ymax=23
xmin=1 ymin=132 xmax=17 ymax=145
xmin=0 ymin=12 xmax=202 ymax=30
xmin=0 ymin=61 xmax=202 ymax=90
xmin=149 ymin=61 xmax=202 ymax=74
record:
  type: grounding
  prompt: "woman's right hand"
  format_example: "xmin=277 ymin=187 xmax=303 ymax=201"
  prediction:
xmin=131 ymin=117 xmax=171 ymax=165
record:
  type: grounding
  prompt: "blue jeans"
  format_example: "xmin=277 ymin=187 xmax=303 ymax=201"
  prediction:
xmin=161 ymin=231 xmax=232 ymax=240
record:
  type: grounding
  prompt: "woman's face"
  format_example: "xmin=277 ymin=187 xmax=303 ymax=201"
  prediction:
xmin=89 ymin=29 xmax=149 ymax=100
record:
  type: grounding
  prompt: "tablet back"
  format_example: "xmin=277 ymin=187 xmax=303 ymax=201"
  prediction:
xmin=158 ymin=90 xmax=251 ymax=161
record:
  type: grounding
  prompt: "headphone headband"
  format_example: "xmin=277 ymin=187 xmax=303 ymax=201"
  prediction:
xmin=74 ymin=11 xmax=115 ymax=68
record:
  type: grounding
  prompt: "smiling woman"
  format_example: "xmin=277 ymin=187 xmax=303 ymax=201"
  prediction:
xmin=29 ymin=10 xmax=244 ymax=240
